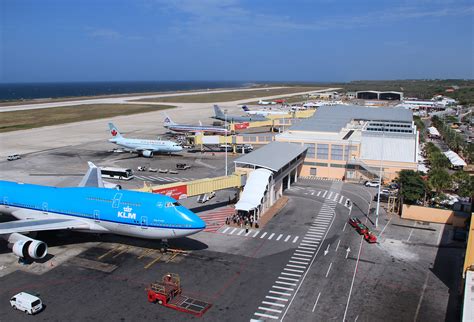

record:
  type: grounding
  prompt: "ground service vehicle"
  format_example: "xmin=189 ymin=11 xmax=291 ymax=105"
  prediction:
xmin=100 ymin=167 xmax=134 ymax=180
xmin=364 ymin=231 xmax=377 ymax=243
xmin=348 ymin=217 xmax=369 ymax=235
xmin=146 ymin=273 xmax=212 ymax=317
xmin=10 ymin=292 xmax=43 ymax=315
xmin=7 ymin=154 xmax=21 ymax=161
xmin=176 ymin=163 xmax=191 ymax=170
xmin=364 ymin=180 xmax=380 ymax=188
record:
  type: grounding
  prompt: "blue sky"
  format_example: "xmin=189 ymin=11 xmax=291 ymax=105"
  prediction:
xmin=1 ymin=0 xmax=473 ymax=82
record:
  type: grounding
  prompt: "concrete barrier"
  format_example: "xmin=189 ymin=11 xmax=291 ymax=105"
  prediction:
xmin=401 ymin=204 xmax=466 ymax=227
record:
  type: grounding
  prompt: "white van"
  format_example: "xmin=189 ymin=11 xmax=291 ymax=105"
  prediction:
xmin=10 ymin=292 xmax=43 ymax=314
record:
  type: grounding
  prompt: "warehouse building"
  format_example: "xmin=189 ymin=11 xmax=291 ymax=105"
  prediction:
xmin=275 ymin=104 xmax=419 ymax=181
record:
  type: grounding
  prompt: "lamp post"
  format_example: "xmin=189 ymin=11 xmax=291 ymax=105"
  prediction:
xmin=224 ymin=109 xmax=228 ymax=176
xmin=375 ymin=127 xmax=385 ymax=228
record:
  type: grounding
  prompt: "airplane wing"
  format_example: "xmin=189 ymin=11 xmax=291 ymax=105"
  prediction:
xmin=78 ymin=161 xmax=104 ymax=188
xmin=0 ymin=218 xmax=90 ymax=235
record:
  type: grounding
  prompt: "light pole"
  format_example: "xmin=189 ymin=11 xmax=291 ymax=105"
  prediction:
xmin=375 ymin=127 xmax=385 ymax=228
xmin=224 ymin=109 xmax=228 ymax=176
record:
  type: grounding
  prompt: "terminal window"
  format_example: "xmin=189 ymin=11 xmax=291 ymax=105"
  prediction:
xmin=310 ymin=168 xmax=317 ymax=176
xmin=331 ymin=145 xmax=344 ymax=160
xmin=304 ymin=143 xmax=316 ymax=158
xmin=317 ymin=144 xmax=329 ymax=160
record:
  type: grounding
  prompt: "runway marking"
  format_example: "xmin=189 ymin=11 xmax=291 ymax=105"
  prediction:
xmin=269 ymin=290 xmax=291 ymax=296
xmin=276 ymin=234 xmax=283 ymax=241
xmin=237 ymin=229 xmax=245 ymax=236
xmin=312 ymin=292 xmax=321 ymax=312
xmin=292 ymin=236 xmax=299 ymax=243
xmin=284 ymin=235 xmax=291 ymax=242
xmin=258 ymin=306 xmax=282 ymax=313
xmin=268 ymin=233 xmax=275 ymax=240
xmin=275 ymin=281 xmax=297 ymax=286
xmin=253 ymin=231 xmax=260 ymax=238
xmin=282 ymin=271 xmax=303 ymax=276
xmin=266 ymin=296 xmax=288 ymax=302
xmin=222 ymin=227 xmax=230 ymax=234
xmin=262 ymin=301 xmax=285 ymax=307
xmin=325 ymin=262 xmax=333 ymax=277
xmin=137 ymin=248 xmax=153 ymax=259
xmin=229 ymin=228 xmax=237 ymax=235
xmin=112 ymin=246 xmax=129 ymax=258
xmin=260 ymin=232 xmax=268 ymax=239
xmin=254 ymin=312 xmax=278 ymax=320
xmin=284 ymin=268 xmax=304 ymax=273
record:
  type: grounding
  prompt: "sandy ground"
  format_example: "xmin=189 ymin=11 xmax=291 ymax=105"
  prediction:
xmin=0 ymin=88 xmax=338 ymax=158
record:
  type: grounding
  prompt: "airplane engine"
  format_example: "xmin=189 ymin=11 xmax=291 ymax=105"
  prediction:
xmin=103 ymin=180 xmax=122 ymax=190
xmin=142 ymin=150 xmax=153 ymax=158
xmin=8 ymin=233 xmax=48 ymax=259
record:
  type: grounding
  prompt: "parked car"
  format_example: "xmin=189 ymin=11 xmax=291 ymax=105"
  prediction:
xmin=149 ymin=168 xmax=158 ymax=172
xmin=137 ymin=166 xmax=146 ymax=171
xmin=7 ymin=154 xmax=21 ymax=161
xmin=176 ymin=163 xmax=191 ymax=170
xmin=364 ymin=180 xmax=380 ymax=188
xmin=10 ymin=292 xmax=43 ymax=315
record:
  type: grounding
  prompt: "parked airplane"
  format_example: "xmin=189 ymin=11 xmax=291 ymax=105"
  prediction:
xmin=108 ymin=122 xmax=182 ymax=157
xmin=213 ymin=105 xmax=267 ymax=123
xmin=0 ymin=162 xmax=205 ymax=262
xmin=241 ymin=106 xmax=290 ymax=116
xmin=163 ymin=114 xmax=229 ymax=135
xmin=258 ymin=100 xmax=276 ymax=105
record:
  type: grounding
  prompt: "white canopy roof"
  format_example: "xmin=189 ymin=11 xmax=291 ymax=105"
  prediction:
xmin=443 ymin=150 xmax=467 ymax=167
xmin=428 ymin=127 xmax=440 ymax=136
xmin=235 ymin=168 xmax=272 ymax=212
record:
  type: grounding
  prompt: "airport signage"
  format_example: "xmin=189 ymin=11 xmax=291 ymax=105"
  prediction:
xmin=153 ymin=185 xmax=188 ymax=199
xmin=234 ymin=122 xmax=250 ymax=130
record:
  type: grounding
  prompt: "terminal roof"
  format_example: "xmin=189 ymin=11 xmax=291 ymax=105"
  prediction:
xmin=234 ymin=141 xmax=307 ymax=172
xmin=290 ymin=105 xmax=413 ymax=133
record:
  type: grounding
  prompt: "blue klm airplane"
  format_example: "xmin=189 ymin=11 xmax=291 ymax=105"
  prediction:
xmin=0 ymin=163 xmax=205 ymax=261
xmin=108 ymin=122 xmax=183 ymax=157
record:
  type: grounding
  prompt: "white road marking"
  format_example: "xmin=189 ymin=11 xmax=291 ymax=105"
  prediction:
xmin=222 ymin=227 xmax=230 ymax=234
xmin=298 ymin=246 xmax=316 ymax=250
xmin=275 ymin=281 xmax=297 ymax=286
xmin=333 ymin=194 xmax=338 ymax=202
xmin=284 ymin=268 xmax=304 ymax=273
xmin=302 ymin=237 xmax=319 ymax=241
xmin=290 ymin=256 xmax=310 ymax=261
xmin=237 ymin=229 xmax=244 ymax=236
xmin=230 ymin=228 xmax=237 ymax=235
xmin=286 ymin=264 xmax=306 ymax=269
xmin=254 ymin=312 xmax=278 ymax=319
xmin=312 ymin=292 xmax=321 ymax=312
xmin=325 ymin=262 xmax=333 ymax=278
xmin=340 ymin=195 xmax=344 ymax=203
xmin=327 ymin=191 xmax=333 ymax=199
xmin=276 ymin=234 xmax=283 ymax=241
xmin=342 ymin=235 xmax=364 ymax=321
xmin=288 ymin=260 xmax=307 ymax=265
xmin=322 ymin=191 xmax=327 ymax=198
xmin=268 ymin=233 xmax=275 ymax=240
xmin=300 ymin=243 xmax=319 ymax=248
xmin=262 ymin=301 xmax=285 ymax=308
xmin=317 ymin=191 xmax=321 ymax=196
xmin=378 ymin=215 xmax=393 ymax=237
xmin=311 ymin=191 xmax=314 ymax=195
xmin=278 ymin=276 xmax=299 ymax=282
xmin=260 ymin=232 xmax=268 ymax=239
xmin=292 ymin=236 xmax=299 ymax=243
xmin=295 ymin=249 xmax=314 ymax=254
xmin=293 ymin=253 xmax=312 ymax=258
xmin=343 ymin=222 xmax=347 ymax=231
xmin=272 ymin=285 xmax=294 ymax=291
xmin=336 ymin=239 xmax=341 ymax=251
xmin=266 ymin=296 xmax=288 ymax=302
xmin=253 ymin=231 xmax=260 ymax=237
xmin=269 ymin=290 xmax=291 ymax=296
xmin=245 ymin=229 xmax=252 ymax=236
xmin=258 ymin=306 xmax=282 ymax=313
xmin=282 ymin=271 xmax=303 ymax=276
xmin=407 ymin=221 xmax=417 ymax=242
xmin=284 ymin=235 xmax=291 ymax=242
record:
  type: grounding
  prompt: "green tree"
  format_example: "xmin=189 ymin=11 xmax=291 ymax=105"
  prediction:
xmin=397 ymin=170 xmax=427 ymax=204
xmin=452 ymin=171 xmax=474 ymax=197
xmin=428 ymin=168 xmax=452 ymax=193
xmin=429 ymin=151 xmax=450 ymax=169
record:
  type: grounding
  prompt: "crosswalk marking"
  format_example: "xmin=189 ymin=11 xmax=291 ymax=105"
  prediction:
xmin=276 ymin=234 xmax=283 ymax=241
xmin=260 ymin=232 xmax=268 ymax=239
xmin=237 ymin=229 xmax=245 ymax=236
xmin=269 ymin=290 xmax=291 ymax=296
xmin=258 ymin=306 xmax=282 ymax=313
xmin=222 ymin=227 xmax=230 ymax=234
xmin=278 ymin=276 xmax=299 ymax=282
xmin=268 ymin=233 xmax=275 ymax=240
xmin=282 ymin=271 xmax=303 ymax=276
xmin=284 ymin=235 xmax=291 ymax=242
xmin=266 ymin=296 xmax=289 ymax=302
xmin=275 ymin=281 xmax=297 ymax=286
xmin=292 ymin=236 xmax=299 ymax=243
xmin=262 ymin=301 xmax=286 ymax=307
xmin=253 ymin=231 xmax=260 ymax=237
xmin=254 ymin=312 xmax=279 ymax=320
xmin=289 ymin=260 xmax=307 ymax=265
xmin=286 ymin=264 xmax=306 ymax=269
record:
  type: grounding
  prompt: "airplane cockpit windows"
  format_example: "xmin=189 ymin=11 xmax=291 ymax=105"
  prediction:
xmin=173 ymin=201 xmax=181 ymax=207
xmin=164 ymin=201 xmax=181 ymax=208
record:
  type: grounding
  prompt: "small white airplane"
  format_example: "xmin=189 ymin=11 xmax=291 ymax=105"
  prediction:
xmin=108 ymin=123 xmax=182 ymax=157
xmin=241 ymin=106 xmax=290 ymax=116
xmin=257 ymin=100 xmax=276 ymax=105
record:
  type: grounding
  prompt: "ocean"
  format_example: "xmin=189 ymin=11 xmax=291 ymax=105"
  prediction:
xmin=0 ymin=81 xmax=251 ymax=101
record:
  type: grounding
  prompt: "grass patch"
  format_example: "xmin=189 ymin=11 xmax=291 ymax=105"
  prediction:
xmin=133 ymin=87 xmax=325 ymax=103
xmin=0 ymin=104 xmax=174 ymax=133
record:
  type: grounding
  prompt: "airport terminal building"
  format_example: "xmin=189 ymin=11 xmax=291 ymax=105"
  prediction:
xmin=275 ymin=105 xmax=419 ymax=181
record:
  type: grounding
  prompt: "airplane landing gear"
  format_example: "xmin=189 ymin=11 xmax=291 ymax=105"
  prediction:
xmin=160 ymin=239 xmax=169 ymax=253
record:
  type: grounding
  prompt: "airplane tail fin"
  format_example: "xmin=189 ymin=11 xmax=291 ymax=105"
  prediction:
xmin=78 ymin=162 xmax=104 ymax=188
xmin=163 ymin=113 xmax=176 ymax=126
xmin=108 ymin=122 xmax=123 ymax=138
xmin=213 ymin=105 xmax=225 ymax=119
xmin=242 ymin=105 xmax=250 ymax=112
